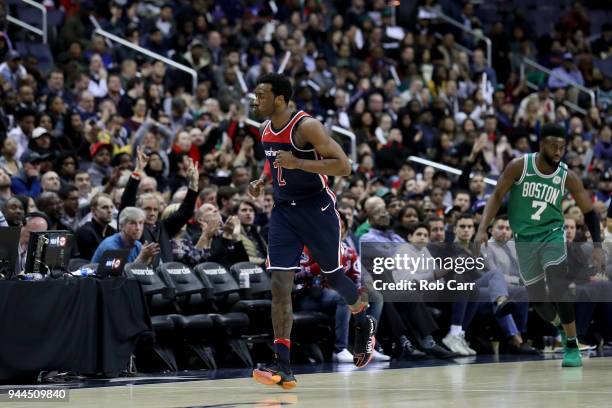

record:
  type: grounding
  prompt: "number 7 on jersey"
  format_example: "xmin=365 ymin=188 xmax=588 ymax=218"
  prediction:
xmin=531 ymin=200 xmax=547 ymax=221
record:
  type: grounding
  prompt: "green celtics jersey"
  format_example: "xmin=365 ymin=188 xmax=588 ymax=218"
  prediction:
xmin=508 ymin=153 xmax=568 ymax=237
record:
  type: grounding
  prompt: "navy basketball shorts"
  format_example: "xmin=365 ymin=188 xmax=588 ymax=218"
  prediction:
xmin=266 ymin=189 xmax=342 ymax=273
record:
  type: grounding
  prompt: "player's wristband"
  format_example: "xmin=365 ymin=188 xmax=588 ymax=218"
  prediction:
xmin=131 ymin=171 xmax=141 ymax=179
xmin=584 ymin=210 xmax=602 ymax=244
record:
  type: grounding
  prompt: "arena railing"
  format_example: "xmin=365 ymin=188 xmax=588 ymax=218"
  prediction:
xmin=277 ymin=51 xmax=291 ymax=74
xmin=407 ymin=156 xmax=498 ymax=187
xmin=435 ymin=10 xmax=492 ymax=67
xmin=520 ymin=57 xmax=596 ymax=115
xmin=6 ymin=0 xmax=48 ymax=44
xmin=90 ymin=18 xmax=198 ymax=92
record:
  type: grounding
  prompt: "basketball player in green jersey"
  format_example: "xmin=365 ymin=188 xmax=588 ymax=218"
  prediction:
xmin=476 ymin=123 xmax=604 ymax=367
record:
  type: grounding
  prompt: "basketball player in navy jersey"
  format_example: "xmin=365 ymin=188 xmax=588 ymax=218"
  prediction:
xmin=249 ymin=74 xmax=375 ymax=389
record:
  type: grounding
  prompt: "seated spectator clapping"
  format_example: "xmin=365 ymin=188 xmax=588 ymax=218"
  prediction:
xmin=92 ymin=206 xmax=159 ymax=265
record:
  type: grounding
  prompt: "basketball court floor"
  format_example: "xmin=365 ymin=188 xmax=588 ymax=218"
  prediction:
xmin=1 ymin=352 xmax=611 ymax=407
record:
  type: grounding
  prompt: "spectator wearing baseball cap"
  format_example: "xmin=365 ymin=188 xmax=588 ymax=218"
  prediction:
xmin=28 ymin=127 xmax=58 ymax=159
xmin=88 ymin=142 xmax=113 ymax=187
xmin=548 ymin=52 xmax=585 ymax=89
xmin=10 ymin=151 xmax=43 ymax=198
xmin=0 ymin=50 xmax=27 ymax=88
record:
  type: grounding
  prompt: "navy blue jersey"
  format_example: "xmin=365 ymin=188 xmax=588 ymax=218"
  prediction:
xmin=261 ymin=110 xmax=329 ymax=203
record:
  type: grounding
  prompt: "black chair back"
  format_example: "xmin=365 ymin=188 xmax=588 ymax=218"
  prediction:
xmin=125 ymin=262 xmax=166 ymax=295
xmin=230 ymin=262 xmax=271 ymax=296
xmin=158 ymin=262 xmax=205 ymax=296
xmin=158 ymin=262 xmax=207 ymax=310
xmin=124 ymin=262 xmax=175 ymax=310
xmin=194 ymin=262 xmax=239 ymax=296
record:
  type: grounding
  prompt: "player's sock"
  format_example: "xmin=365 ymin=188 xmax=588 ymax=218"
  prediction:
xmin=556 ymin=325 xmax=567 ymax=347
xmin=325 ymin=267 xmax=358 ymax=305
xmin=274 ymin=338 xmax=291 ymax=364
xmin=566 ymin=336 xmax=578 ymax=349
xmin=450 ymin=325 xmax=463 ymax=336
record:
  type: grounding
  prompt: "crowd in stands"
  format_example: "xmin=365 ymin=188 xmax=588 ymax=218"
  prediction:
xmin=0 ymin=0 xmax=610 ymax=362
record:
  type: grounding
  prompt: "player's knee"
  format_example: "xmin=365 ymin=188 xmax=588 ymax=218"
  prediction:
xmin=488 ymin=269 xmax=505 ymax=282
xmin=485 ymin=269 xmax=507 ymax=289
xmin=545 ymin=261 xmax=574 ymax=302
xmin=531 ymin=302 xmax=557 ymax=322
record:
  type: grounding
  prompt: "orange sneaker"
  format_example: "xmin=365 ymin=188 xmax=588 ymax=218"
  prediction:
xmin=253 ymin=360 xmax=297 ymax=390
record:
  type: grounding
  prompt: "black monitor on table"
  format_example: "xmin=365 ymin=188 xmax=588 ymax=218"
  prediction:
xmin=24 ymin=230 xmax=74 ymax=276
xmin=0 ymin=226 xmax=20 ymax=279
xmin=96 ymin=249 xmax=129 ymax=277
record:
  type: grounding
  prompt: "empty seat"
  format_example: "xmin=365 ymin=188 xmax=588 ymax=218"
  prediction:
xmin=194 ymin=262 xmax=240 ymax=296
xmin=157 ymin=262 xmax=213 ymax=329
xmin=208 ymin=312 xmax=250 ymax=329
xmin=169 ymin=314 xmax=213 ymax=331
xmin=227 ymin=262 xmax=273 ymax=334
xmin=230 ymin=262 xmax=272 ymax=297
xmin=190 ymin=262 xmax=255 ymax=366
xmin=158 ymin=262 xmax=207 ymax=308
xmin=16 ymin=6 xmax=42 ymax=26
xmin=14 ymin=42 xmax=54 ymax=74
xmin=150 ymin=315 xmax=174 ymax=332
xmin=124 ymin=262 xmax=180 ymax=371
xmin=193 ymin=262 xmax=256 ymax=331
xmin=124 ymin=262 xmax=179 ymax=326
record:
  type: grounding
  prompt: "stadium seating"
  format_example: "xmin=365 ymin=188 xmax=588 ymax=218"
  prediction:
xmin=124 ymin=262 xmax=181 ymax=372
